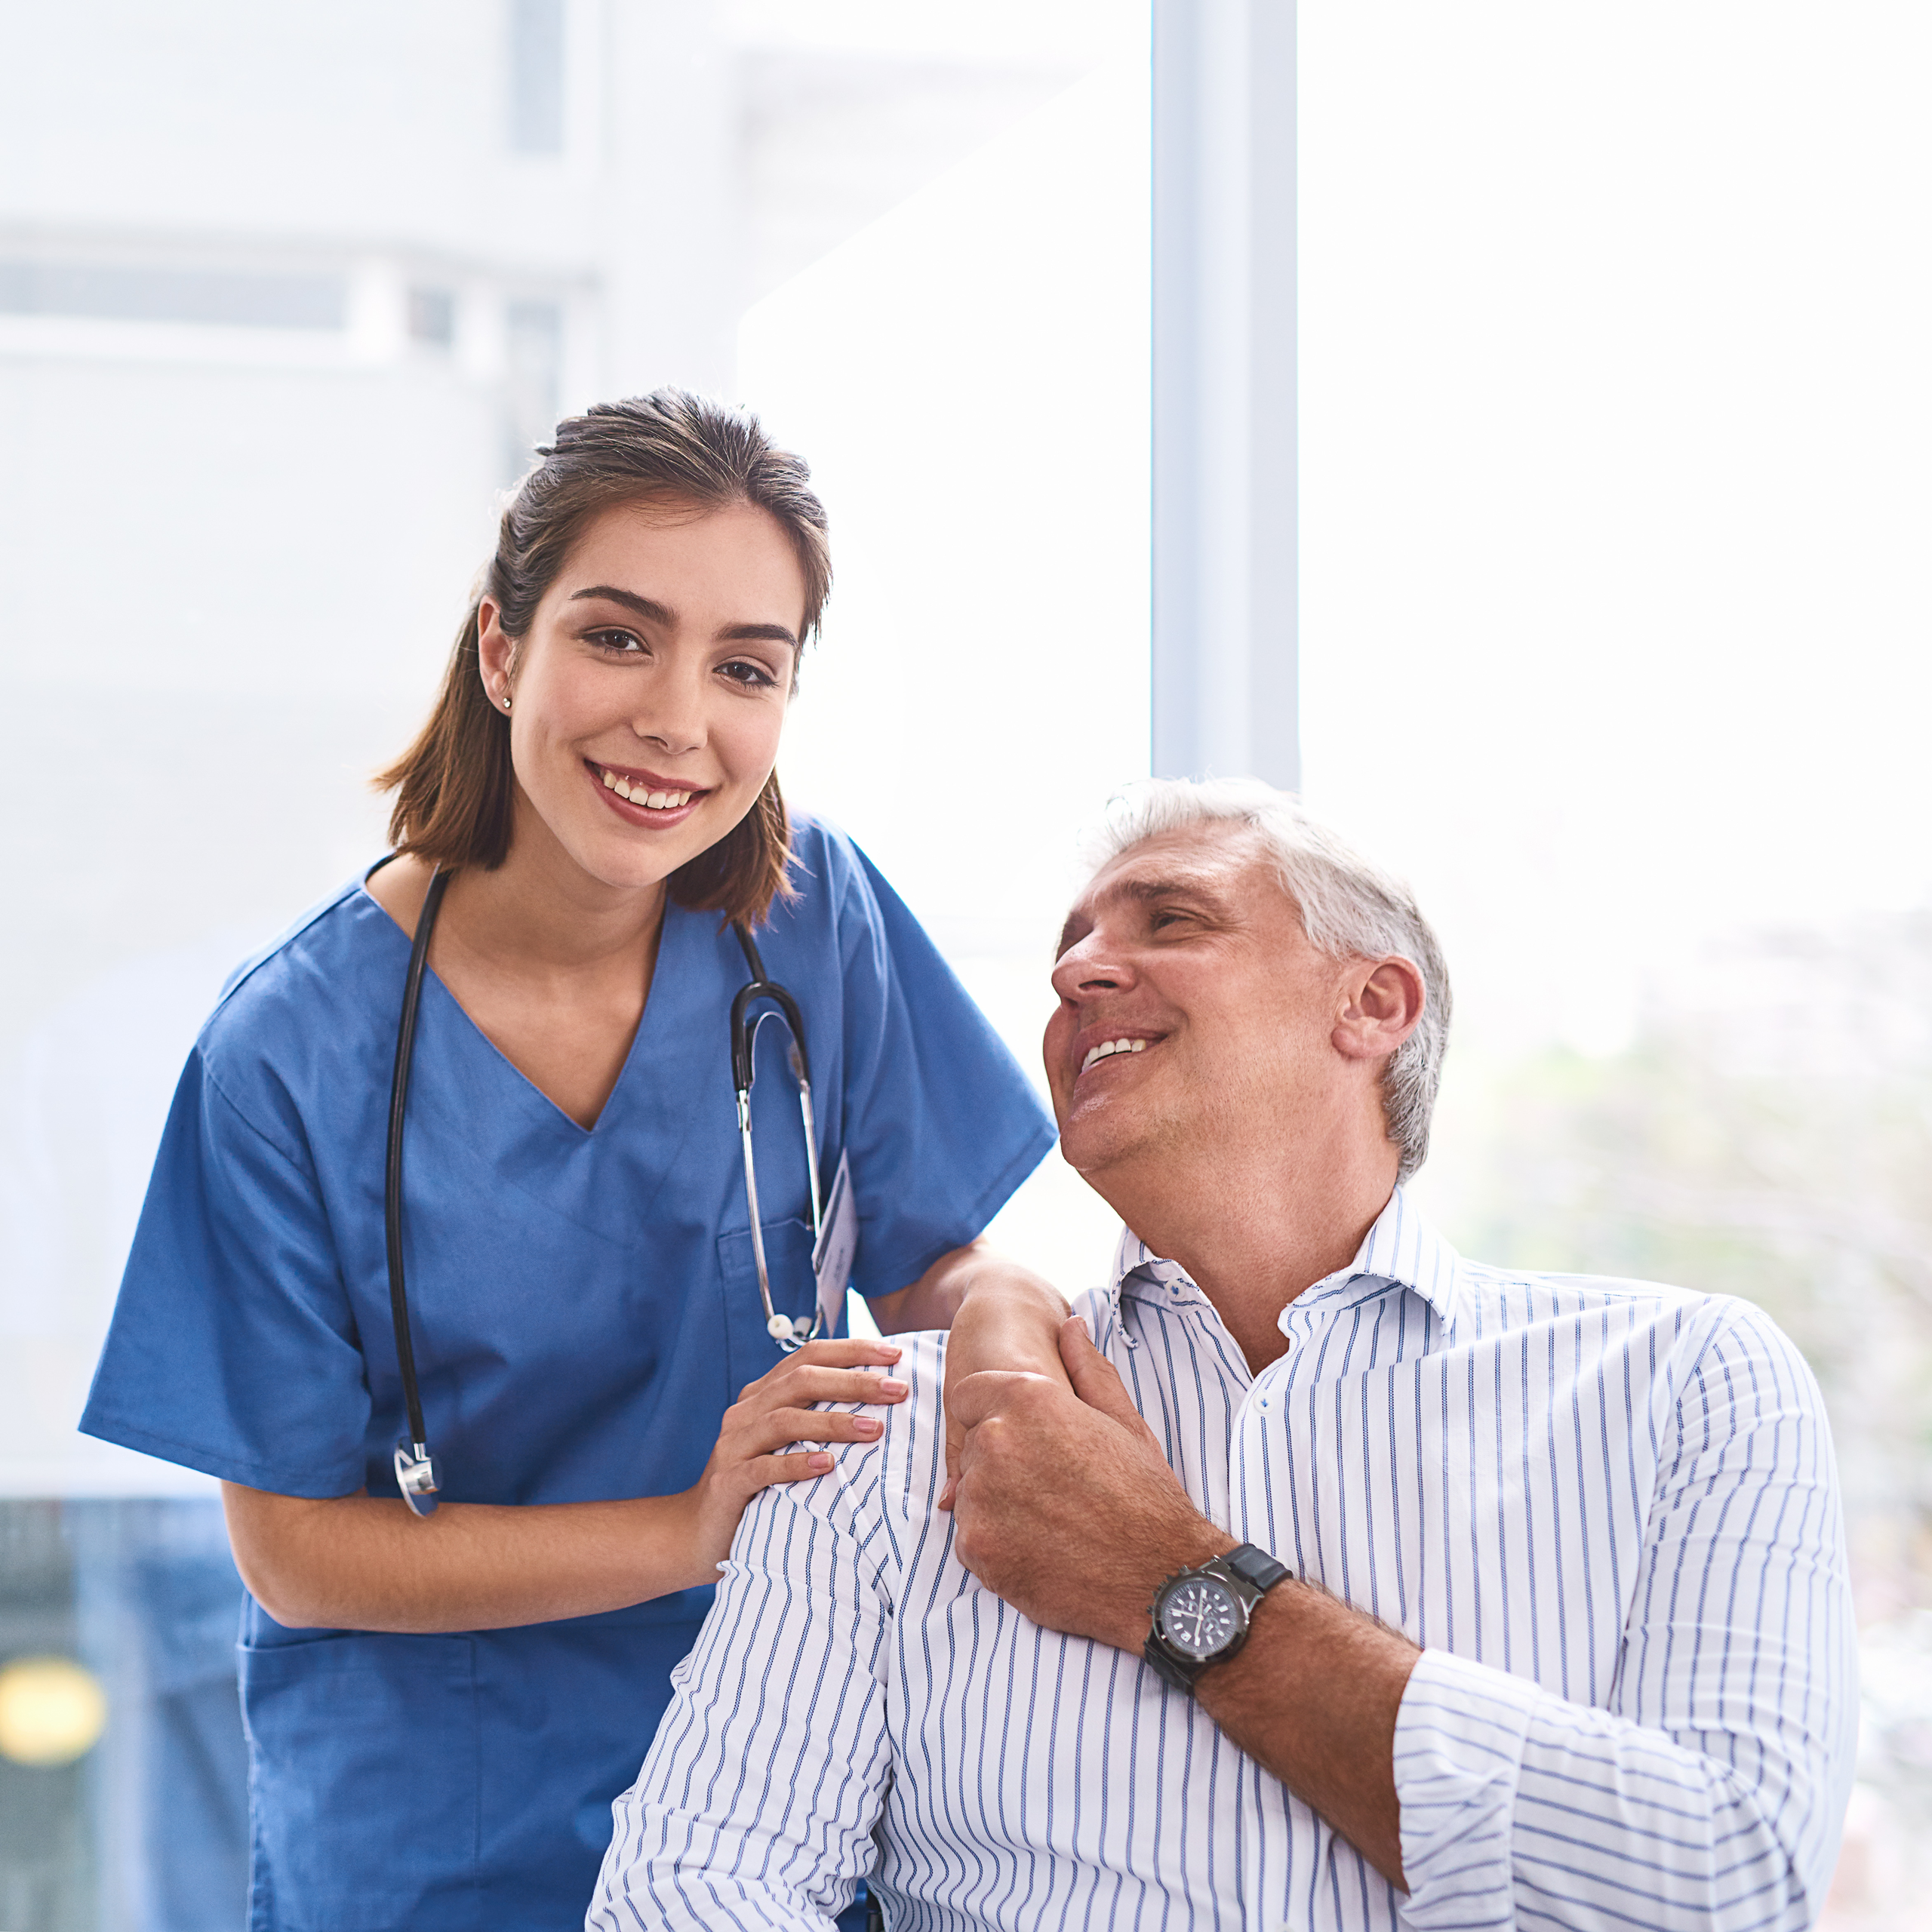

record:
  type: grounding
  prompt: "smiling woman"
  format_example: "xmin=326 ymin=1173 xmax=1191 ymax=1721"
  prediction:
xmin=77 ymin=390 xmax=1066 ymax=1930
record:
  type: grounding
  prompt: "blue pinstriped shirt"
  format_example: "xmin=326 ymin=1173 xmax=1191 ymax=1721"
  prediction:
xmin=589 ymin=1190 xmax=1857 ymax=1930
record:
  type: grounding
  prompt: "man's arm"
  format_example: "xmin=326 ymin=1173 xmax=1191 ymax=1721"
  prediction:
xmin=949 ymin=1312 xmax=1856 ymax=1928
xmin=946 ymin=1320 xmax=1418 ymax=1883
xmin=587 ymin=1395 xmax=899 ymax=1931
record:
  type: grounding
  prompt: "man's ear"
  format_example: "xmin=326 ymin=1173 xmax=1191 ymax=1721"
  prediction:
xmin=1332 ymin=957 xmax=1426 ymax=1063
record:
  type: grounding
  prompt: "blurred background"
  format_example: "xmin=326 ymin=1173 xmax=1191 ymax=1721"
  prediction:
xmin=0 ymin=2 xmax=1926 ymax=1926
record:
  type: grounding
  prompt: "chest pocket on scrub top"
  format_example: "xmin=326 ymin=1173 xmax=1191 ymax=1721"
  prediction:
xmin=717 ymin=1217 xmax=820 ymax=1392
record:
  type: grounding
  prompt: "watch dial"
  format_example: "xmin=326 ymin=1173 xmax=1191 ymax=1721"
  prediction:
xmin=1160 ymin=1577 xmax=1240 ymax=1660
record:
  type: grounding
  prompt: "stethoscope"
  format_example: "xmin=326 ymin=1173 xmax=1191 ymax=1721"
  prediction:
xmin=386 ymin=864 xmax=826 ymax=1517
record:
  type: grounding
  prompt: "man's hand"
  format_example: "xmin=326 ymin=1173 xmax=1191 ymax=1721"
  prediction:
xmin=950 ymin=1315 xmax=1417 ymax=1888
xmin=936 ymin=1254 xmax=1071 ymax=1509
xmin=949 ymin=1316 xmax=1230 ymax=1651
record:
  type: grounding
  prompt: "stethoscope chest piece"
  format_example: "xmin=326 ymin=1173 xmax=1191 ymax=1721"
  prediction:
xmin=394 ymin=1440 xmax=441 ymax=1518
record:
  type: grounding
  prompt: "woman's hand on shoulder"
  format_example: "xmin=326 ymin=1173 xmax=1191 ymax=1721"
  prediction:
xmin=687 ymin=1339 xmax=909 ymax=1571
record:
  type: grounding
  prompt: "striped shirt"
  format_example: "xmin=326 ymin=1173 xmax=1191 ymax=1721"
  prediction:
xmin=589 ymin=1189 xmax=1857 ymax=1930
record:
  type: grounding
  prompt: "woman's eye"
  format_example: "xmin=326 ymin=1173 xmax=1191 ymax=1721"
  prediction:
xmin=588 ymin=628 xmax=645 ymax=654
xmin=719 ymin=659 xmax=780 ymax=690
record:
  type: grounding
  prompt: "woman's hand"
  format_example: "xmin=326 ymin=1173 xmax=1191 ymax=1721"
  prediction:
xmin=685 ymin=1337 xmax=909 ymax=1573
xmin=222 ymin=1352 xmax=909 ymax=1634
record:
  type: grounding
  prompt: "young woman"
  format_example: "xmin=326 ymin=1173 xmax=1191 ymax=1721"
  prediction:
xmin=82 ymin=392 xmax=1065 ymax=1929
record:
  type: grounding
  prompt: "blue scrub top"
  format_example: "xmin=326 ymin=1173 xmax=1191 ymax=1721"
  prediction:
xmin=82 ymin=820 xmax=1055 ymax=1932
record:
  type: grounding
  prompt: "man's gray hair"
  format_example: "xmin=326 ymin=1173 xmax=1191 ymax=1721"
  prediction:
xmin=1082 ymin=777 xmax=1452 ymax=1182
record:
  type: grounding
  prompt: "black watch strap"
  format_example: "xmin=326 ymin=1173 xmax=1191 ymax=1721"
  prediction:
xmin=1223 ymin=1542 xmax=1291 ymax=1596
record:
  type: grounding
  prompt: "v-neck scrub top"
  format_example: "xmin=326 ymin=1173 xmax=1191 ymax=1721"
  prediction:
xmin=82 ymin=819 xmax=1056 ymax=1932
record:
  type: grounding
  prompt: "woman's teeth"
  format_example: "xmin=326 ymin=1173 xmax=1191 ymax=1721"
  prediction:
xmin=1081 ymin=1038 xmax=1148 ymax=1075
xmin=601 ymin=768 xmax=694 ymax=810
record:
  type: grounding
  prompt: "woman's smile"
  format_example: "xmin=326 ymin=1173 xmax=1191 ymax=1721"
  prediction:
xmin=586 ymin=758 xmax=711 ymax=826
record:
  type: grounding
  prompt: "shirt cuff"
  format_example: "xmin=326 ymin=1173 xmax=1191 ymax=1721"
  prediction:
xmin=1392 ymin=1647 xmax=1542 ymax=1930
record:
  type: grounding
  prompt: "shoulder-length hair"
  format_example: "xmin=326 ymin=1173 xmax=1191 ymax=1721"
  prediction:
xmin=376 ymin=389 xmax=831 ymax=927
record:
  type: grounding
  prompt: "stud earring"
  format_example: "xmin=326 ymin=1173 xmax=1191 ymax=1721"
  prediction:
xmin=502 ymin=692 xmax=512 ymax=712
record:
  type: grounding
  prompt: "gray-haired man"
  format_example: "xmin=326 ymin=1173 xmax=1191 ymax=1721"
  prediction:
xmin=589 ymin=780 xmax=1855 ymax=1932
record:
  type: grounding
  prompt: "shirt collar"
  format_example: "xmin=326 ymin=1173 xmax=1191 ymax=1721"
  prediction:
xmin=1107 ymin=1185 xmax=1466 ymax=1332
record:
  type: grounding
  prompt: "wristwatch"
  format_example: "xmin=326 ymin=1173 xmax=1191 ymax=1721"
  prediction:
xmin=1143 ymin=1543 xmax=1291 ymax=1694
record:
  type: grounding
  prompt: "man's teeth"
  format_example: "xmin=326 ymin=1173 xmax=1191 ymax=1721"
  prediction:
xmin=1080 ymin=1038 xmax=1148 ymax=1074
xmin=601 ymin=768 xmax=694 ymax=809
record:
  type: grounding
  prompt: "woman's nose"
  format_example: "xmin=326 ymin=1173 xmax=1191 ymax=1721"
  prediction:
xmin=631 ymin=672 xmax=706 ymax=755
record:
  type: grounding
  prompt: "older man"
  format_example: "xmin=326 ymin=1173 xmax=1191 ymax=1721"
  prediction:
xmin=587 ymin=780 xmax=1855 ymax=1932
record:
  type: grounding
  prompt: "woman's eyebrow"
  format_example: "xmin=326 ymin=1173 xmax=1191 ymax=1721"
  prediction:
xmin=567 ymin=586 xmax=797 ymax=649
xmin=718 ymin=621 xmax=800 ymax=648
xmin=568 ymin=585 xmax=674 ymax=625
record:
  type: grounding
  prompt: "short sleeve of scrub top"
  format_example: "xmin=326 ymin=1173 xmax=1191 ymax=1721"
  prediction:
xmin=81 ymin=817 xmax=1057 ymax=1932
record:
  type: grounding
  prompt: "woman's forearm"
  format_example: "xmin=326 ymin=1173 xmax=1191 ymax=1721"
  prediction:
xmin=223 ymin=1482 xmax=712 ymax=1633
xmin=223 ymin=1340 xmax=908 ymax=1634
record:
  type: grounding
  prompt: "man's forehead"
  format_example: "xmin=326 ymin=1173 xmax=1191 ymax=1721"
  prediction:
xmin=1065 ymin=822 xmax=1271 ymax=924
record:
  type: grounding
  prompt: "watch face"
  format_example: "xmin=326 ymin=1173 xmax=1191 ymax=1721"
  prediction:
xmin=1158 ymin=1577 xmax=1241 ymax=1661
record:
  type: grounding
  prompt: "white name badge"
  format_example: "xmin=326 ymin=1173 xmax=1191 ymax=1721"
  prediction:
xmin=812 ymin=1151 xmax=860 ymax=1336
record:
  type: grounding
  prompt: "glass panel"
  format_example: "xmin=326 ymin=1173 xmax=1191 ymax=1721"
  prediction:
xmin=0 ymin=1501 xmax=246 ymax=1932
xmin=407 ymin=286 xmax=456 ymax=347
xmin=506 ymin=0 xmax=566 ymax=155
xmin=0 ymin=262 xmax=346 ymax=331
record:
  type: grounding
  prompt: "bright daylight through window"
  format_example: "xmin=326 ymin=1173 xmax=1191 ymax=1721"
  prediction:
xmin=2 ymin=3 xmax=1928 ymax=1927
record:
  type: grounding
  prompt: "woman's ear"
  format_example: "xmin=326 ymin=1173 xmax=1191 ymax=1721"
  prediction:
xmin=1332 ymin=957 xmax=1426 ymax=1062
xmin=477 ymin=600 xmax=515 ymax=707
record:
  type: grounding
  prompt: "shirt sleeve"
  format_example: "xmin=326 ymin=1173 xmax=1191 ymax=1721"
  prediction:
xmin=1392 ymin=1300 xmax=1857 ymax=1932
xmin=589 ymin=1437 xmax=894 ymax=1931
xmin=820 ymin=831 xmax=1057 ymax=1297
xmin=78 ymin=1044 xmax=373 ymax=1497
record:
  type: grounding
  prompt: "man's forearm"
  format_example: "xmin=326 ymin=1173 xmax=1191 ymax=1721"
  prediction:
xmin=1188 ymin=1571 xmax=1419 ymax=1889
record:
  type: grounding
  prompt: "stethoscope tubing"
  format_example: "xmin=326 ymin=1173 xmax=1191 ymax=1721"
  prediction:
xmin=731 ymin=924 xmax=826 ymax=1350
xmin=383 ymin=869 xmax=826 ymax=1518
xmin=386 ymin=863 xmax=451 ymax=1515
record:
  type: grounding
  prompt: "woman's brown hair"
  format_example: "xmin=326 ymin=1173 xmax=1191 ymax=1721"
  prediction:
xmin=376 ymin=389 xmax=831 ymax=926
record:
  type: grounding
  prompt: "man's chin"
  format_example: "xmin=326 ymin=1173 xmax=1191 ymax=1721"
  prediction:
xmin=1057 ymin=1115 xmax=1174 ymax=1196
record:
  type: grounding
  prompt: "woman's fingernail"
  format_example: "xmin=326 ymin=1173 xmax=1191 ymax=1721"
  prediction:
xmin=853 ymin=1417 xmax=882 ymax=1435
xmin=808 ymin=1451 xmax=833 ymax=1470
xmin=880 ymin=1346 xmax=903 ymax=1361
xmin=875 ymin=1377 xmax=908 ymax=1396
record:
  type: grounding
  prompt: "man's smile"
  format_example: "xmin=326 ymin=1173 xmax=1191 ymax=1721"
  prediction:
xmin=1070 ymin=1028 xmax=1167 ymax=1081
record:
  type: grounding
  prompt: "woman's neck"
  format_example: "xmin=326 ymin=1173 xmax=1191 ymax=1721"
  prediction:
xmin=365 ymin=821 xmax=672 ymax=1131
xmin=440 ymin=835 xmax=669 ymax=986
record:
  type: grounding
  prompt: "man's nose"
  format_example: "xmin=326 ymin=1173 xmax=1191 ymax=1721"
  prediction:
xmin=1050 ymin=932 xmax=1131 ymax=1001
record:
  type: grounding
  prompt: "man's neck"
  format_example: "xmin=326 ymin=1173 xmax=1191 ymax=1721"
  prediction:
xmin=1105 ymin=1142 xmax=1398 ymax=1374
